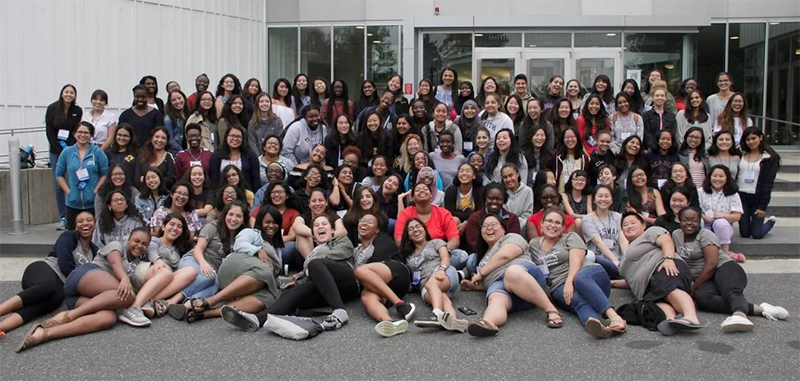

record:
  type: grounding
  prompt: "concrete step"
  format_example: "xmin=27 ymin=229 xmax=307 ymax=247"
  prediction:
xmin=730 ymin=227 xmax=800 ymax=257
xmin=774 ymin=173 xmax=800 ymax=191
xmin=768 ymin=192 xmax=800 ymax=217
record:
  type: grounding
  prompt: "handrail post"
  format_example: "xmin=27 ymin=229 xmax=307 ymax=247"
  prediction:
xmin=8 ymin=137 xmax=27 ymax=235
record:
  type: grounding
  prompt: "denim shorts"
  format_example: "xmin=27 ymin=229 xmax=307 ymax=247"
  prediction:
xmin=420 ymin=266 xmax=459 ymax=302
xmin=485 ymin=262 xmax=545 ymax=314
xmin=63 ymin=263 xmax=101 ymax=309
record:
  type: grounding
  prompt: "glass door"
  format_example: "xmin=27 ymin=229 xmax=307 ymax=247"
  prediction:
xmin=574 ymin=50 xmax=623 ymax=94
xmin=524 ymin=51 xmax=571 ymax=98
xmin=474 ymin=50 xmax=523 ymax=96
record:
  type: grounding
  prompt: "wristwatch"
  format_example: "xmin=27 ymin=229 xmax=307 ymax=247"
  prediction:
xmin=664 ymin=256 xmax=674 ymax=260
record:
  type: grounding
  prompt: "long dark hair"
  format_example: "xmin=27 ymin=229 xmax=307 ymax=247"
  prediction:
xmin=626 ymin=166 xmax=650 ymax=211
xmin=221 ymin=94 xmax=249 ymax=128
xmin=219 ymin=125 xmax=248 ymax=160
xmin=475 ymin=213 xmax=507 ymax=265
xmin=138 ymin=167 xmax=170 ymax=200
xmin=310 ymin=77 xmax=329 ymax=107
xmin=614 ymin=135 xmax=647 ymax=175
xmin=324 ymin=79 xmax=351 ymax=127
xmin=163 ymin=181 xmax=195 ymax=213
xmin=564 ymin=170 xmax=591 ymax=196
xmin=556 ymin=127 xmax=584 ymax=160
xmin=140 ymin=126 xmax=171 ymax=165
xmin=53 ymin=84 xmax=77 ymax=127
xmin=475 ymin=76 xmax=499 ymax=108
xmin=504 ymin=94 xmax=525 ymax=125
xmin=486 ymin=129 xmax=523 ymax=177
xmin=581 ymin=94 xmax=610 ymax=134
xmin=330 ymin=114 xmax=357 ymax=147
xmin=549 ymin=98 xmax=576 ymax=138
xmin=220 ymin=164 xmax=251 ymax=196
xmin=621 ymin=79 xmax=645 ymax=112
xmin=110 ymin=123 xmax=139 ymax=153
xmin=216 ymin=74 xmax=242 ymax=97
xmin=343 ymin=185 xmax=385 ymax=228
xmin=702 ymin=164 xmax=738 ymax=196
xmin=99 ymin=190 xmax=143 ymax=234
xmin=433 ymin=67 xmax=459 ymax=106
xmin=272 ymin=78 xmax=293 ymax=106
xmin=454 ymin=81 xmax=475 ymax=114
xmin=521 ymin=124 xmax=553 ymax=172
xmin=159 ymin=213 xmax=192 ymax=255
xmin=708 ymin=130 xmax=740 ymax=157
xmin=591 ymin=75 xmax=614 ymax=105
xmin=683 ymin=90 xmax=708 ymax=124
xmin=243 ymin=78 xmax=262 ymax=102
xmin=165 ymin=90 xmax=189 ymax=127
xmin=139 ymin=75 xmax=160 ymax=97
xmin=292 ymin=73 xmax=311 ymax=110
xmin=213 ymin=184 xmax=245 ymax=211
xmin=680 ymin=127 xmax=708 ymax=162
xmin=194 ymin=91 xmax=218 ymax=123
xmin=254 ymin=205 xmax=284 ymax=249
xmin=357 ymin=111 xmax=386 ymax=164
xmin=98 ymin=164 xmax=136 ymax=202
xmin=216 ymin=200 xmax=249 ymax=254
xmin=740 ymin=127 xmax=780 ymax=167
xmin=400 ymin=217 xmax=431 ymax=260
xmin=662 ymin=186 xmax=693 ymax=222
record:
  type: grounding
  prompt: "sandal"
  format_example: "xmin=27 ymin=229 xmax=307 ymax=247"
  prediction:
xmin=141 ymin=301 xmax=155 ymax=318
xmin=167 ymin=303 xmax=188 ymax=321
xmin=16 ymin=324 xmax=48 ymax=353
xmin=585 ymin=317 xmax=612 ymax=339
xmin=186 ymin=309 xmax=207 ymax=324
xmin=546 ymin=310 xmax=563 ymax=328
xmin=608 ymin=316 xmax=627 ymax=333
xmin=467 ymin=319 xmax=499 ymax=337
xmin=189 ymin=298 xmax=211 ymax=313
xmin=42 ymin=311 xmax=72 ymax=329
xmin=153 ymin=299 xmax=169 ymax=318
xmin=668 ymin=317 xmax=702 ymax=331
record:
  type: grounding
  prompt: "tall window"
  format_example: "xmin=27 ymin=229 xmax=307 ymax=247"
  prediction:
xmin=268 ymin=28 xmax=298 ymax=88
xmin=625 ymin=33 xmax=684 ymax=95
xmin=766 ymin=22 xmax=799 ymax=145
xmin=301 ymin=27 xmax=332 ymax=81
xmin=334 ymin=26 xmax=365 ymax=100
xmin=728 ymin=23 xmax=766 ymax=117
xmin=422 ymin=33 xmax=473 ymax=84
xmin=367 ymin=26 xmax=401 ymax=91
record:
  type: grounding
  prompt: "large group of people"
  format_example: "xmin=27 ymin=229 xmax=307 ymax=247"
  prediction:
xmin=1 ymin=68 xmax=790 ymax=351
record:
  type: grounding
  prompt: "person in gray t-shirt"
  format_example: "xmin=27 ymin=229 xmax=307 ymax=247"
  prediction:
xmin=672 ymin=207 xmax=788 ymax=332
xmin=428 ymin=130 xmax=466 ymax=188
xmin=461 ymin=214 xmax=559 ymax=337
xmin=529 ymin=209 xmax=627 ymax=338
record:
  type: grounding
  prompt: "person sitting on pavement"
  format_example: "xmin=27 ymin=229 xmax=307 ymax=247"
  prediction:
xmin=672 ymin=207 xmax=788 ymax=333
xmin=401 ymin=218 xmax=468 ymax=333
xmin=0 ymin=212 xmax=98 ymax=336
xmin=461 ymin=214 xmax=561 ymax=337
xmin=529 ymin=208 xmax=627 ymax=339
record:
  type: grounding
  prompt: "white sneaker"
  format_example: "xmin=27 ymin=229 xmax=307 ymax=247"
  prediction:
xmin=760 ymin=303 xmax=789 ymax=321
xmin=118 ymin=307 xmax=152 ymax=327
xmin=438 ymin=312 xmax=468 ymax=333
xmin=766 ymin=215 xmax=777 ymax=224
xmin=375 ymin=320 xmax=408 ymax=337
xmin=720 ymin=314 xmax=754 ymax=333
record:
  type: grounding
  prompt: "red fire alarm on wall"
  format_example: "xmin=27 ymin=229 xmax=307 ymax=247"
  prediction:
xmin=404 ymin=83 xmax=413 ymax=95
xmin=434 ymin=6 xmax=440 ymax=15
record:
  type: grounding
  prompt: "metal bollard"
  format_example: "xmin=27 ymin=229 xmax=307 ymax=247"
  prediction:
xmin=8 ymin=137 xmax=27 ymax=235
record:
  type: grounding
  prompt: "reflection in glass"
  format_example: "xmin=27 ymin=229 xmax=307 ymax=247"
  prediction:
xmin=423 ymin=33 xmax=473 ymax=84
xmin=478 ymin=59 xmax=515 ymax=96
xmin=577 ymin=58 xmax=615 ymax=94
xmin=728 ymin=23 xmax=765 ymax=117
xmin=766 ymin=22 xmax=800 ymax=145
xmin=527 ymin=59 xmax=565 ymax=98
xmin=624 ymin=33 xmax=683 ymax=95
xmin=475 ymin=33 xmax=522 ymax=48
xmin=695 ymin=24 xmax=726 ymax=97
xmin=368 ymin=26 xmax=401 ymax=90
xmin=269 ymin=28 xmax=298 ymax=87
xmin=334 ymin=26 xmax=365 ymax=100
xmin=301 ymin=27 xmax=332 ymax=81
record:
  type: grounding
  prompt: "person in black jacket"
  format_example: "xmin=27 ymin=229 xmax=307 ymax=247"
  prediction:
xmin=644 ymin=129 xmax=680 ymax=188
xmin=0 ymin=211 xmax=98 ymax=335
xmin=738 ymin=127 xmax=780 ymax=239
xmin=643 ymin=87 xmax=678 ymax=152
xmin=46 ymin=84 xmax=83 ymax=229
xmin=443 ymin=162 xmax=484 ymax=248
xmin=352 ymin=214 xmax=416 ymax=337
xmin=209 ymin=125 xmax=261 ymax=191
xmin=588 ymin=130 xmax=616 ymax=186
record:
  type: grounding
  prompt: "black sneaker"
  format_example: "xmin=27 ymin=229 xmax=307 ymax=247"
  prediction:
xmin=395 ymin=302 xmax=416 ymax=321
xmin=413 ymin=312 xmax=442 ymax=328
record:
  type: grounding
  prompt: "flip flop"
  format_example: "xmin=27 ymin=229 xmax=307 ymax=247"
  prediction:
xmin=467 ymin=319 xmax=499 ymax=337
xmin=668 ymin=317 xmax=702 ymax=331
xmin=153 ymin=299 xmax=169 ymax=318
xmin=585 ymin=317 xmax=612 ymax=339
xmin=167 ymin=303 xmax=188 ymax=321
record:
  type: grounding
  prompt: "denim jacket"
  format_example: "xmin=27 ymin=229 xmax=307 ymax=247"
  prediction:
xmin=56 ymin=144 xmax=109 ymax=210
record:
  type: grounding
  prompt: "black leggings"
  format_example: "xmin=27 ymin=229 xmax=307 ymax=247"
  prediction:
xmin=16 ymin=261 xmax=65 ymax=323
xmin=256 ymin=259 xmax=359 ymax=324
xmin=695 ymin=261 xmax=755 ymax=316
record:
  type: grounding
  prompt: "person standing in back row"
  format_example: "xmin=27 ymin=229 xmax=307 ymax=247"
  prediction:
xmin=46 ymin=84 xmax=83 ymax=230
xmin=119 ymin=85 xmax=164 ymax=148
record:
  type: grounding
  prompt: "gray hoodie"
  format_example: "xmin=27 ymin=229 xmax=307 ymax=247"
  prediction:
xmin=422 ymin=120 xmax=463 ymax=153
xmin=92 ymin=215 xmax=145 ymax=247
xmin=247 ymin=118 xmax=285 ymax=155
xmin=280 ymin=119 xmax=327 ymax=165
xmin=505 ymin=184 xmax=534 ymax=230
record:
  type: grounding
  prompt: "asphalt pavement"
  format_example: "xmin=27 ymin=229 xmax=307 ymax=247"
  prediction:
xmin=1 ymin=273 xmax=798 ymax=380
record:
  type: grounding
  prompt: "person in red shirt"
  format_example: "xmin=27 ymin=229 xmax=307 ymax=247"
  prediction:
xmin=175 ymin=123 xmax=212 ymax=179
xmin=394 ymin=182 xmax=459 ymax=251
xmin=527 ymin=184 xmax=577 ymax=239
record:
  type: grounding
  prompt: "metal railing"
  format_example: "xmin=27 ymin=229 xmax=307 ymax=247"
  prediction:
xmin=0 ymin=125 xmax=49 ymax=167
xmin=751 ymin=115 xmax=800 ymax=148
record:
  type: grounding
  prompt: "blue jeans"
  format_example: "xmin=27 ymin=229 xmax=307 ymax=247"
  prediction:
xmin=551 ymin=265 xmax=612 ymax=325
xmin=465 ymin=253 xmax=478 ymax=276
xmin=178 ymin=254 xmax=219 ymax=299
xmin=486 ymin=262 xmax=547 ymax=313
xmin=281 ymin=241 xmax=303 ymax=271
xmin=450 ymin=249 xmax=467 ymax=270
xmin=738 ymin=192 xmax=774 ymax=239
xmin=50 ymin=152 xmax=66 ymax=219
xmin=594 ymin=256 xmax=621 ymax=280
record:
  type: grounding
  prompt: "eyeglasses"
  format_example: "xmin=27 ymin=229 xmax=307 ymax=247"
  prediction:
xmin=271 ymin=190 xmax=286 ymax=195
xmin=111 ymin=173 xmax=125 ymax=178
xmin=228 ymin=135 xmax=243 ymax=140
xmin=223 ymin=191 xmax=237 ymax=196
xmin=307 ymin=172 xmax=321 ymax=178
xmin=174 ymin=192 xmax=189 ymax=198
xmin=111 ymin=198 xmax=126 ymax=204
xmin=358 ymin=218 xmax=377 ymax=225
xmin=481 ymin=221 xmax=501 ymax=229
xmin=632 ymin=173 xmax=647 ymax=179
xmin=407 ymin=224 xmax=424 ymax=232
xmin=543 ymin=218 xmax=563 ymax=226
xmin=265 ymin=141 xmax=279 ymax=146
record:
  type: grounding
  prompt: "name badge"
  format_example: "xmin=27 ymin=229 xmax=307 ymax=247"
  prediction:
xmin=641 ymin=211 xmax=650 ymax=218
xmin=58 ymin=129 xmax=70 ymax=140
xmin=412 ymin=270 xmax=421 ymax=286
xmin=76 ymin=168 xmax=90 ymax=182
xmin=657 ymin=179 xmax=667 ymax=189
xmin=190 ymin=160 xmax=201 ymax=167
xmin=744 ymin=171 xmax=756 ymax=184
xmin=463 ymin=141 xmax=473 ymax=151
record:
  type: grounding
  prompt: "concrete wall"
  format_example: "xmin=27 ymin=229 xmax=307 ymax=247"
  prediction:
xmin=264 ymin=0 xmax=800 ymax=21
xmin=0 ymin=168 xmax=60 ymax=227
xmin=0 ymin=0 xmax=267 ymax=161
